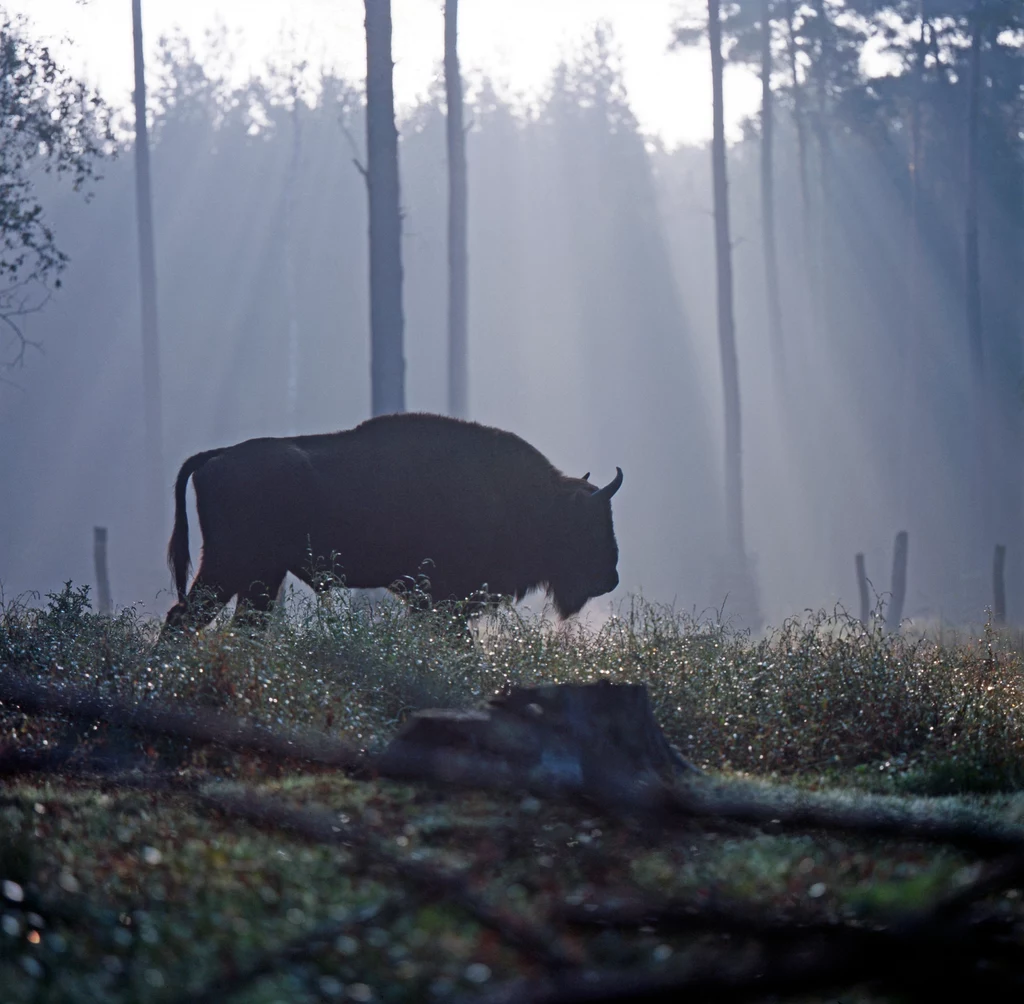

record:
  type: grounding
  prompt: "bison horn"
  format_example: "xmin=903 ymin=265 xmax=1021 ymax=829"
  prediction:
xmin=581 ymin=472 xmax=591 ymax=482
xmin=593 ymin=467 xmax=623 ymax=502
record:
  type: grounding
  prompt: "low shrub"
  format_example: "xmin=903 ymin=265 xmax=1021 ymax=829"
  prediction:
xmin=2 ymin=584 xmax=1023 ymax=789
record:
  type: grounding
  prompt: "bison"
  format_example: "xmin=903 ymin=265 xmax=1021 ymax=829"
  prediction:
xmin=163 ymin=413 xmax=623 ymax=631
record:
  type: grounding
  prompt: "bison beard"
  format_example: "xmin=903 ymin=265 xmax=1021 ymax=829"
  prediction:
xmin=162 ymin=413 xmax=623 ymax=632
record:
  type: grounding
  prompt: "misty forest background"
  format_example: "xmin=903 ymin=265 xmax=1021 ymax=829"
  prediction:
xmin=2 ymin=0 xmax=1023 ymax=630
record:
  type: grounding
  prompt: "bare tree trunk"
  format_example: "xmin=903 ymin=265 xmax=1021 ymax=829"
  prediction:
xmin=93 ymin=526 xmax=112 ymax=616
xmin=284 ymin=88 xmax=302 ymax=434
xmin=783 ymin=0 xmax=814 ymax=317
xmin=965 ymin=21 xmax=983 ymax=379
xmin=907 ymin=17 xmax=924 ymax=354
xmin=886 ymin=531 xmax=909 ymax=633
xmin=810 ymin=0 xmax=833 ymax=330
xmin=965 ymin=18 xmax=990 ymax=577
xmin=898 ymin=10 xmax=927 ymax=527
xmin=364 ymin=0 xmax=405 ymax=416
xmin=760 ymin=0 xmax=785 ymax=384
xmin=131 ymin=0 xmax=165 ymax=533
xmin=445 ymin=0 xmax=469 ymax=418
xmin=993 ymin=544 xmax=1007 ymax=624
xmin=708 ymin=0 xmax=746 ymax=564
xmin=855 ymin=552 xmax=869 ymax=627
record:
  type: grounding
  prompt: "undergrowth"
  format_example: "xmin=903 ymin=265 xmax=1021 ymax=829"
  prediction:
xmin=2 ymin=582 xmax=1024 ymax=793
xmin=3 ymin=584 xmax=1024 ymax=1002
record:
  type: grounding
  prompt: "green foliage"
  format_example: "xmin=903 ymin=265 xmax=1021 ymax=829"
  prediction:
xmin=0 ymin=12 xmax=112 ymax=370
xmin=1 ymin=583 xmax=150 ymax=686
xmin=0 ymin=14 xmax=111 ymax=285
xmin=4 ymin=585 xmax=1024 ymax=791
xmin=3 ymin=587 xmax=1024 ymax=1000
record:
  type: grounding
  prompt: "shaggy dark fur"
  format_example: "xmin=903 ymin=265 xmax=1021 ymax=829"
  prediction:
xmin=164 ymin=413 xmax=623 ymax=630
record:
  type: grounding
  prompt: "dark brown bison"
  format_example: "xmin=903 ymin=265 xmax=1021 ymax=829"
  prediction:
xmin=164 ymin=413 xmax=623 ymax=630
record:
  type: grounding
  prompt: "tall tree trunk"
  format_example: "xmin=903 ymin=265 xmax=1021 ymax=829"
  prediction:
xmin=782 ymin=0 xmax=815 ymax=346
xmin=786 ymin=0 xmax=811 ymax=290
xmin=907 ymin=17 xmax=924 ymax=350
xmin=810 ymin=0 xmax=833 ymax=330
xmin=445 ymin=0 xmax=468 ymax=419
xmin=131 ymin=0 xmax=164 ymax=535
xmin=898 ymin=10 xmax=926 ymax=526
xmin=965 ymin=20 xmax=983 ymax=379
xmin=760 ymin=0 xmax=785 ymax=384
xmin=708 ymin=0 xmax=746 ymax=563
xmin=284 ymin=88 xmax=302 ymax=434
xmin=364 ymin=0 xmax=405 ymax=416
xmin=964 ymin=15 xmax=991 ymax=597
xmin=1005 ymin=161 xmax=1024 ymax=622
xmin=907 ymin=16 xmax=924 ymax=355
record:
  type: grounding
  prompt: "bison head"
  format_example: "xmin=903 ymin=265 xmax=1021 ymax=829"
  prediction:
xmin=547 ymin=467 xmax=623 ymax=617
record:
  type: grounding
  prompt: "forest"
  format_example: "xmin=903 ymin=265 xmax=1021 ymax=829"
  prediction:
xmin=2 ymin=0 xmax=1022 ymax=627
xmin=2 ymin=1 xmax=1024 ymax=1001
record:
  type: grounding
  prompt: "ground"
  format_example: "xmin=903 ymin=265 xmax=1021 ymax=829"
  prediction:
xmin=2 ymin=583 xmax=1024 ymax=1002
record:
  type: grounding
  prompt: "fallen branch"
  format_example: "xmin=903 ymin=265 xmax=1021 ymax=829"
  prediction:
xmin=0 ymin=670 xmax=363 ymax=769
xmin=563 ymin=892 xmax=865 ymax=941
xmin=198 ymin=786 xmax=580 ymax=972
xmin=200 ymin=786 xmax=1024 ymax=1004
xmin=0 ymin=743 xmax=188 ymax=783
xmin=379 ymin=749 xmax=1024 ymax=859
xmin=563 ymin=874 xmax=1024 ymax=958
xmin=463 ymin=932 xmax=1024 ymax=1004
xmin=553 ymin=854 xmax=1024 ymax=1003
xmin=6 ymin=669 xmax=1024 ymax=861
xmin=921 ymin=848 xmax=1024 ymax=924
xmin=0 ymin=742 xmax=75 ymax=776
xmin=177 ymin=897 xmax=414 ymax=1004
xmin=650 ymin=780 xmax=1024 ymax=858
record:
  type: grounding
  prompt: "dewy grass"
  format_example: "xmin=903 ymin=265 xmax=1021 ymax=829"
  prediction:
xmin=3 ymin=583 xmax=1024 ymax=791
xmin=4 ymin=584 xmax=1024 ymax=1004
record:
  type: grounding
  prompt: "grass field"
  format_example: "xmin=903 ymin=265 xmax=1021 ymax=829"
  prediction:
xmin=3 ymin=583 xmax=1024 ymax=1002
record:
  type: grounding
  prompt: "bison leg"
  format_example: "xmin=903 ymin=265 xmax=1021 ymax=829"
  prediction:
xmin=232 ymin=572 xmax=286 ymax=630
xmin=162 ymin=546 xmax=257 ymax=635
xmin=168 ymin=577 xmax=231 ymax=627
xmin=159 ymin=580 xmax=232 ymax=647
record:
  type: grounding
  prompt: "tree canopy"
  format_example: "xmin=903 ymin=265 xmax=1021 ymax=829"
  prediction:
xmin=0 ymin=12 xmax=110 ymax=368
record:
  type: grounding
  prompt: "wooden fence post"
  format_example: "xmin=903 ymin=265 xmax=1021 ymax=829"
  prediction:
xmin=93 ymin=526 xmax=112 ymax=616
xmin=993 ymin=544 xmax=1007 ymax=624
xmin=886 ymin=531 xmax=908 ymax=633
xmin=855 ymin=553 xmax=869 ymax=627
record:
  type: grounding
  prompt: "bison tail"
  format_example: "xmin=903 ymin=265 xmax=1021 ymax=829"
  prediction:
xmin=167 ymin=448 xmax=225 ymax=602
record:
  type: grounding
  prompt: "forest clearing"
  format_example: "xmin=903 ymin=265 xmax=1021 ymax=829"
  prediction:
xmin=3 ymin=585 xmax=1024 ymax=1002
xmin=4 ymin=0 xmax=1024 ymax=998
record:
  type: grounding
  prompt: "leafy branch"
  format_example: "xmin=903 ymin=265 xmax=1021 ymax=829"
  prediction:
xmin=0 ymin=12 xmax=112 ymax=369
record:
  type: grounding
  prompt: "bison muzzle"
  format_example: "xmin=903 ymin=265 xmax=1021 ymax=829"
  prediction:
xmin=163 ymin=413 xmax=623 ymax=631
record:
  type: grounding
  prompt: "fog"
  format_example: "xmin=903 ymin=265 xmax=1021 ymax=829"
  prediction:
xmin=2 ymin=27 xmax=1021 ymax=629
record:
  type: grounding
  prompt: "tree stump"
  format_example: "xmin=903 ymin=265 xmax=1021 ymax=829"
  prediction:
xmin=855 ymin=552 xmax=869 ymax=627
xmin=886 ymin=531 xmax=909 ymax=633
xmin=93 ymin=526 xmax=113 ymax=616
xmin=376 ymin=681 xmax=699 ymax=798
xmin=993 ymin=544 xmax=1007 ymax=624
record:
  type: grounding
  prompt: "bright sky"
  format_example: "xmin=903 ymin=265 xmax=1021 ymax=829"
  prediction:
xmin=8 ymin=0 xmax=760 ymax=146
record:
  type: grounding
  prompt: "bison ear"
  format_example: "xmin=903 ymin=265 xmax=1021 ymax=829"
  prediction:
xmin=581 ymin=472 xmax=590 ymax=482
